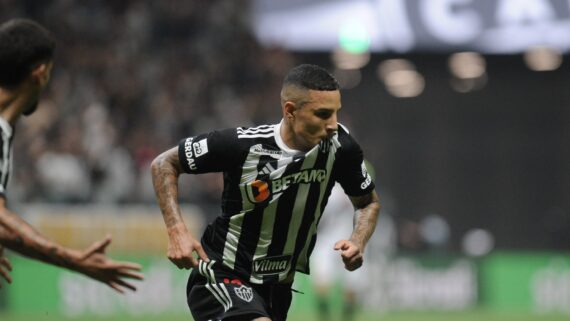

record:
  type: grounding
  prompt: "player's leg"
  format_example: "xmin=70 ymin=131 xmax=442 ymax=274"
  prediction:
xmin=340 ymin=261 xmax=368 ymax=321
xmin=311 ymin=235 xmax=337 ymax=321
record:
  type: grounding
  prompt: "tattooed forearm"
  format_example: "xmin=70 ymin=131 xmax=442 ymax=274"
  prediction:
xmin=349 ymin=191 xmax=380 ymax=251
xmin=151 ymin=147 xmax=186 ymax=230
xmin=0 ymin=204 xmax=76 ymax=269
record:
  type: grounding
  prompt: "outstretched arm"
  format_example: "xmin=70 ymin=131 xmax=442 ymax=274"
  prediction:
xmin=150 ymin=147 xmax=209 ymax=269
xmin=334 ymin=190 xmax=380 ymax=271
xmin=0 ymin=198 xmax=143 ymax=293
xmin=0 ymin=245 xmax=12 ymax=288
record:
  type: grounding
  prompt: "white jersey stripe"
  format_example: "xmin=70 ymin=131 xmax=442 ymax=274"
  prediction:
xmin=200 ymin=260 xmax=232 ymax=311
xmin=0 ymin=128 xmax=11 ymax=189
xmin=278 ymin=144 xmax=320 ymax=281
xmin=237 ymin=126 xmax=273 ymax=134
xmin=206 ymin=261 xmax=232 ymax=310
xmin=237 ymin=133 xmax=275 ymax=139
xmin=223 ymin=145 xmax=265 ymax=270
xmin=249 ymin=199 xmax=279 ymax=284
xmin=295 ymin=144 xmax=337 ymax=270
xmin=205 ymin=284 xmax=230 ymax=311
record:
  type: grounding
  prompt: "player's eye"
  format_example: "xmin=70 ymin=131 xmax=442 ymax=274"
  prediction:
xmin=314 ymin=110 xmax=333 ymax=119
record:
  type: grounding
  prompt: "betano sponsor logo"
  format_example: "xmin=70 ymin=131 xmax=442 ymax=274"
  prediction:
xmin=253 ymin=255 xmax=292 ymax=275
xmin=272 ymin=169 xmax=326 ymax=193
xmin=244 ymin=169 xmax=327 ymax=203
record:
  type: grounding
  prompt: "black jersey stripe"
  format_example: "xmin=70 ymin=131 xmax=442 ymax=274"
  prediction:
xmin=260 ymin=157 xmax=305 ymax=284
xmin=221 ymin=143 xmax=268 ymax=270
xmin=288 ymin=143 xmax=334 ymax=275
xmin=232 ymin=153 xmax=276 ymax=279
xmin=274 ymin=147 xmax=323 ymax=282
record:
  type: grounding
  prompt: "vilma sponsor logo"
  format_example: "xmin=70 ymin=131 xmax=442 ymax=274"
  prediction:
xmin=184 ymin=137 xmax=197 ymax=170
xmin=253 ymin=255 xmax=291 ymax=275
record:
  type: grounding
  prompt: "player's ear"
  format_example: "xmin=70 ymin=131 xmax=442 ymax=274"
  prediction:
xmin=283 ymin=101 xmax=297 ymax=121
xmin=31 ymin=61 xmax=53 ymax=87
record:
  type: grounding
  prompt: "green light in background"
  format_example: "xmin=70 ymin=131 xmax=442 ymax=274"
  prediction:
xmin=338 ymin=22 xmax=371 ymax=54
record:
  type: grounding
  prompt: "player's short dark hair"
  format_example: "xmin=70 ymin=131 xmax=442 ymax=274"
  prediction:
xmin=0 ymin=18 xmax=56 ymax=87
xmin=283 ymin=64 xmax=339 ymax=91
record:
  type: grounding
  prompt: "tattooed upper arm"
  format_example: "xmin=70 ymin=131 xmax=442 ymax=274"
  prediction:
xmin=349 ymin=190 xmax=380 ymax=210
xmin=151 ymin=147 xmax=183 ymax=176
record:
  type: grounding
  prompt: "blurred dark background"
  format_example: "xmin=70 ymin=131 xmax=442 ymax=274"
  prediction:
xmin=1 ymin=0 xmax=568 ymax=253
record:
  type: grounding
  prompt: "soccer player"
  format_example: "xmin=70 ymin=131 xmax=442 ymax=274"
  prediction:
xmin=0 ymin=18 xmax=143 ymax=293
xmin=151 ymin=64 xmax=380 ymax=321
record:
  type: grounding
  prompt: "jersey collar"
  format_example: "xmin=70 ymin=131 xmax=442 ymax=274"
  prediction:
xmin=274 ymin=119 xmax=303 ymax=156
xmin=0 ymin=116 xmax=13 ymax=137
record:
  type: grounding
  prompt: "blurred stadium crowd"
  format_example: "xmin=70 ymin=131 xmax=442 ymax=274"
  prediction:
xmin=1 ymin=0 xmax=296 ymax=205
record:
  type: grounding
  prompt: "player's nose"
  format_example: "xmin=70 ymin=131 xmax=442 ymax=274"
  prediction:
xmin=325 ymin=115 xmax=338 ymax=135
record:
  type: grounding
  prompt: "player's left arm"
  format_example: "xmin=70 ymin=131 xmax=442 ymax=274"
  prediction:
xmin=334 ymin=190 xmax=380 ymax=271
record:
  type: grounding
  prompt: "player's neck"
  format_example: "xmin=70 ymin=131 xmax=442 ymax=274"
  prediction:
xmin=0 ymin=86 xmax=28 ymax=126
xmin=280 ymin=120 xmax=313 ymax=152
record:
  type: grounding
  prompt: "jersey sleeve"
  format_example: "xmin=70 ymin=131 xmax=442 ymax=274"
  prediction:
xmin=334 ymin=128 xmax=375 ymax=197
xmin=177 ymin=128 xmax=240 ymax=174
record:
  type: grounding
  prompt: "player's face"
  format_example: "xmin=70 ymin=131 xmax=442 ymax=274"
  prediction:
xmin=292 ymin=89 xmax=340 ymax=150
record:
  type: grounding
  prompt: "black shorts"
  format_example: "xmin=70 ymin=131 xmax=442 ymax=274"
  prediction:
xmin=187 ymin=260 xmax=293 ymax=321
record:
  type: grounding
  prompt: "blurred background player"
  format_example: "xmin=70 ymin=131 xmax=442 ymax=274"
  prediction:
xmin=312 ymin=182 xmax=363 ymax=321
xmin=0 ymin=18 xmax=143 ymax=293
xmin=311 ymin=160 xmax=393 ymax=321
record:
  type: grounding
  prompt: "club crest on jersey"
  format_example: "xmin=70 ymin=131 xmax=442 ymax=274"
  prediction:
xmin=252 ymin=255 xmax=292 ymax=275
xmin=245 ymin=179 xmax=271 ymax=203
xmin=234 ymin=285 xmax=254 ymax=302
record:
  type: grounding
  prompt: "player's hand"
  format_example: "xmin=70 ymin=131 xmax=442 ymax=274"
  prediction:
xmin=0 ymin=245 xmax=13 ymax=288
xmin=72 ymin=235 xmax=144 ymax=294
xmin=334 ymin=239 xmax=363 ymax=271
xmin=166 ymin=224 xmax=209 ymax=270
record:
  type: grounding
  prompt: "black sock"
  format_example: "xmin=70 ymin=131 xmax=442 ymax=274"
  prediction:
xmin=317 ymin=297 xmax=329 ymax=321
xmin=342 ymin=301 xmax=356 ymax=321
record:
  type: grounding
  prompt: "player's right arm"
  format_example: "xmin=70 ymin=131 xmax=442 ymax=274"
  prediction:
xmin=150 ymin=146 xmax=209 ymax=269
xmin=0 ymin=197 xmax=143 ymax=292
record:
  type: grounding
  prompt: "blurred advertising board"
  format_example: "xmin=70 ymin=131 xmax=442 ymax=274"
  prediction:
xmin=2 ymin=205 xmax=569 ymax=316
xmin=252 ymin=0 xmax=570 ymax=54
xmin=480 ymin=252 xmax=570 ymax=314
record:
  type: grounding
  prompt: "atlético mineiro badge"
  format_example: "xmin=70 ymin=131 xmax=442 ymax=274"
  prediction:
xmin=234 ymin=285 xmax=253 ymax=302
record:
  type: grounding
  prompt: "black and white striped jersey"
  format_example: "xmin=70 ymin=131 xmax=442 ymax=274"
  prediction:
xmin=177 ymin=120 xmax=375 ymax=285
xmin=0 ymin=117 xmax=14 ymax=197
